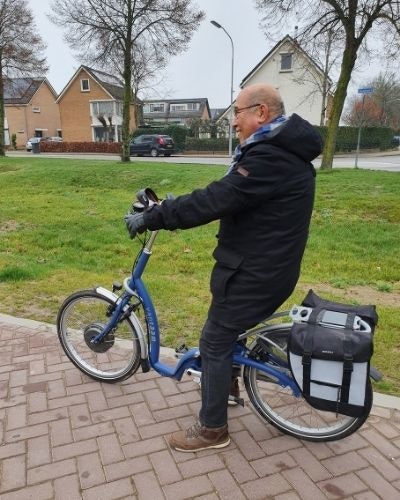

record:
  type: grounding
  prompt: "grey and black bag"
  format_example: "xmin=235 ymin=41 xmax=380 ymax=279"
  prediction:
xmin=288 ymin=290 xmax=378 ymax=418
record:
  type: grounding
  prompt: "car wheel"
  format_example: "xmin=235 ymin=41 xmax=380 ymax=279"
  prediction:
xmin=150 ymin=148 xmax=158 ymax=158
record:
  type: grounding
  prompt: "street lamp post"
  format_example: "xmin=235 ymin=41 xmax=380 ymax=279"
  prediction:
xmin=210 ymin=20 xmax=234 ymax=157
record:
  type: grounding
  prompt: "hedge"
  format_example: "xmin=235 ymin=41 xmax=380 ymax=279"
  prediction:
xmin=40 ymin=141 xmax=122 ymax=154
xmin=132 ymin=125 xmax=188 ymax=151
xmin=185 ymin=137 xmax=239 ymax=152
xmin=314 ymin=125 xmax=394 ymax=152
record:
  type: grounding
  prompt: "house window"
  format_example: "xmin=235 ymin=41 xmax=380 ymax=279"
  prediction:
xmin=280 ymin=53 xmax=293 ymax=71
xmin=187 ymin=102 xmax=200 ymax=110
xmin=170 ymin=104 xmax=187 ymax=112
xmin=32 ymin=106 xmax=40 ymax=113
xmin=149 ymin=103 xmax=164 ymax=113
xmin=81 ymin=79 xmax=90 ymax=91
xmin=91 ymin=101 xmax=114 ymax=116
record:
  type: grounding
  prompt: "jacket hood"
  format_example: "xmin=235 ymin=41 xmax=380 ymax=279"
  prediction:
xmin=265 ymin=114 xmax=322 ymax=162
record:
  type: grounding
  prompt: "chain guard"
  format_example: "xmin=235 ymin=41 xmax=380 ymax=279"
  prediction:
xmin=84 ymin=323 xmax=115 ymax=353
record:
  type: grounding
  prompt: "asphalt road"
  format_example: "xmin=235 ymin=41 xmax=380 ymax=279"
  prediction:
xmin=7 ymin=150 xmax=400 ymax=171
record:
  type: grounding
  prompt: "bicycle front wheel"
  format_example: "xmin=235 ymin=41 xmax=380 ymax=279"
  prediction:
xmin=243 ymin=326 xmax=371 ymax=441
xmin=57 ymin=290 xmax=142 ymax=382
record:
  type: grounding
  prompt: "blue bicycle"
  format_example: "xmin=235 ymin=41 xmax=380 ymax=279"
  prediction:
xmin=57 ymin=189 xmax=380 ymax=441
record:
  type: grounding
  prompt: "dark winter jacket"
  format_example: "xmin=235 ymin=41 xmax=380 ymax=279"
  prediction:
xmin=143 ymin=114 xmax=322 ymax=329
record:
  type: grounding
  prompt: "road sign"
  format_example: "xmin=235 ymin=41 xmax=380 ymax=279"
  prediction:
xmin=358 ymin=87 xmax=374 ymax=94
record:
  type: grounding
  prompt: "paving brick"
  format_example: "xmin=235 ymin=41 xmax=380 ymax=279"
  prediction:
xmin=107 ymin=392 xmax=144 ymax=409
xmin=221 ymin=449 xmax=259 ymax=483
xmin=251 ymin=451 xmax=297 ymax=477
xmin=358 ymin=446 xmax=400 ymax=482
xmin=130 ymin=401 xmax=156 ymax=426
xmin=104 ymin=456 xmax=151 ymax=482
xmin=53 ymin=438 xmax=98 ymax=461
xmin=370 ymin=419 xmax=400 ymax=439
xmin=123 ymin=378 xmax=157 ymax=395
xmin=260 ymin=434 xmax=303 ymax=455
xmin=29 ymin=359 xmax=45 ymax=375
xmin=101 ymin=382 xmax=124 ymax=398
xmin=47 ymin=379 xmax=67 ymax=399
xmin=0 ymin=482 xmax=54 ymax=500
xmin=356 ymin=466 xmax=400 ymax=499
xmin=73 ymin=420 xmax=114 ymax=441
xmin=139 ymin=419 xmax=180 ymax=440
xmin=123 ymin=436 xmax=167 ymax=459
xmin=91 ymin=406 xmax=130 ymax=423
xmin=149 ymin=449 xmax=182 ymax=485
xmin=0 ymin=441 xmax=25 ymax=460
xmin=67 ymin=381 xmax=100 ymax=396
xmin=360 ymin=428 xmax=400 ymax=458
xmin=27 ymin=435 xmax=51 ymax=468
xmin=303 ymin=440 xmax=335 ymax=460
xmin=283 ymin=468 xmax=329 ymax=499
xmin=166 ymin=390 xmax=200 ymax=407
xmin=27 ymin=458 xmax=76 ymax=485
xmin=274 ymin=493 xmax=302 ymax=500
xmin=98 ymin=433 xmax=125 ymax=465
xmin=6 ymin=404 xmax=27 ymax=430
xmin=29 ymin=406 xmax=68 ymax=425
xmin=50 ymin=418 xmax=74 ymax=446
xmin=327 ymin=433 xmax=369 ymax=454
xmin=5 ymin=422 xmax=48 ymax=443
xmin=153 ymin=403 xmax=192 ymax=423
xmin=241 ymin=472 xmax=292 ymax=498
xmin=0 ymin=455 xmax=26 ymax=492
xmin=157 ymin=376 xmax=181 ymax=396
xmin=77 ymin=452 xmax=105 ymax=489
xmin=69 ymin=403 xmax=92 ymax=428
xmin=133 ymin=470 xmax=166 ymax=500
xmin=114 ymin=416 xmax=140 ymax=444
xmin=144 ymin=387 xmax=168 ymax=411
xmin=354 ymin=492 xmax=381 ymax=500
xmin=28 ymin=391 xmax=47 ymax=413
xmin=321 ymin=451 xmax=369 ymax=476
xmin=9 ymin=369 xmax=28 ymax=387
xmin=48 ymin=393 xmax=86 ymax=410
xmin=239 ymin=413 xmax=274 ymax=442
xmin=231 ymin=429 xmax=265 ymax=461
xmin=163 ymin=475 xmax=214 ymax=500
xmin=82 ymin=478 xmax=134 ymax=500
xmin=54 ymin=474 xmax=82 ymax=500
xmin=318 ymin=472 xmax=369 ymax=498
xmin=178 ymin=454 xmax=225 ymax=479
xmin=289 ymin=447 xmax=332 ymax=482
xmin=208 ymin=469 xmax=246 ymax=499
xmin=86 ymin=389 xmax=108 ymax=411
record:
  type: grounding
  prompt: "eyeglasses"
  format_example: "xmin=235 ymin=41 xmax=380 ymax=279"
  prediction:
xmin=233 ymin=103 xmax=260 ymax=117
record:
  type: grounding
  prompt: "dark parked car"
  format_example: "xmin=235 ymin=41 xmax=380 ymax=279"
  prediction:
xmin=129 ymin=134 xmax=175 ymax=157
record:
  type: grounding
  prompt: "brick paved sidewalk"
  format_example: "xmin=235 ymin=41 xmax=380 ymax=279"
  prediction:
xmin=1 ymin=313 xmax=400 ymax=500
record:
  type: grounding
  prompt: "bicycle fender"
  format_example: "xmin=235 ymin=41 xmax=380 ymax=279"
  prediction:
xmin=95 ymin=286 xmax=148 ymax=360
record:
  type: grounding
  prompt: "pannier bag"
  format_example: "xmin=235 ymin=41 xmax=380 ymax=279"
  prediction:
xmin=288 ymin=290 xmax=378 ymax=417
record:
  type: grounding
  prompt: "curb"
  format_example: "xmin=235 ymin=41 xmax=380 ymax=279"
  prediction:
xmin=1 ymin=312 xmax=398 ymax=411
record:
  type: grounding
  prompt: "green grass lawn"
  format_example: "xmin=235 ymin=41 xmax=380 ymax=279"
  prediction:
xmin=1 ymin=156 xmax=399 ymax=394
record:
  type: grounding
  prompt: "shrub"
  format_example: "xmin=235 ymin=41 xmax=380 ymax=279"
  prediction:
xmin=11 ymin=133 xmax=17 ymax=150
xmin=185 ymin=137 xmax=239 ymax=153
xmin=40 ymin=141 xmax=122 ymax=154
xmin=314 ymin=126 xmax=394 ymax=151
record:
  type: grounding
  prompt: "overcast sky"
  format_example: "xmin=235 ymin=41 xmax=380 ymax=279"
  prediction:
xmin=28 ymin=0 xmax=387 ymax=110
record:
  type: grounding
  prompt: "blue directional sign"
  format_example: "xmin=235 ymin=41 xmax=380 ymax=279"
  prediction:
xmin=358 ymin=87 xmax=374 ymax=94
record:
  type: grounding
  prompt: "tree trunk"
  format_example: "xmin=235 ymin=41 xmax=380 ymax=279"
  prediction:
xmin=320 ymin=42 xmax=357 ymax=170
xmin=0 ymin=59 xmax=5 ymax=157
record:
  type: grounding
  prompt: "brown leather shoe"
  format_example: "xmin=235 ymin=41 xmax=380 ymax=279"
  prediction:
xmin=168 ymin=421 xmax=230 ymax=452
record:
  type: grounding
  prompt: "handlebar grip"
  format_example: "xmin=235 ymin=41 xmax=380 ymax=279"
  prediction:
xmin=136 ymin=187 xmax=159 ymax=207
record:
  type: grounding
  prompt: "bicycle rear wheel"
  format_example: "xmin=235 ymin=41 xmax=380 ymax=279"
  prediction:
xmin=57 ymin=290 xmax=142 ymax=382
xmin=243 ymin=326 xmax=371 ymax=441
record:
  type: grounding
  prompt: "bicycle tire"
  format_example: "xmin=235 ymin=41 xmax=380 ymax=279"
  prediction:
xmin=57 ymin=289 xmax=142 ymax=382
xmin=243 ymin=325 xmax=371 ymax=441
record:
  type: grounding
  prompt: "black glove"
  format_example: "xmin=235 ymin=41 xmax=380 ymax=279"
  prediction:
xmin=124 ymin=212 xmax=146 ymax=239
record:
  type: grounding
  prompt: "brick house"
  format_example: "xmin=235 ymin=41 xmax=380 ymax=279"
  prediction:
xmin=142 ymin=98 xmax=211 ymax=126
xmin=4 ymin=77 xmax=61 ymax=149
xmin=56 ymin=65 xmax=136 ymax=142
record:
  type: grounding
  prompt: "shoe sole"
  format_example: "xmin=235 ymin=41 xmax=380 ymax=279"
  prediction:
xmin=171 ymin=437 xmax=231 ymax=453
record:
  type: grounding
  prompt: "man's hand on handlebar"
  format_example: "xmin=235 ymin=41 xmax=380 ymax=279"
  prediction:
xmin=124 ymin=212 xmax=147 ymax=239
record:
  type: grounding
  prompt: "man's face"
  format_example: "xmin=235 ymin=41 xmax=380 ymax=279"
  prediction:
xmin=232 ymin=92 xmax=262 ymax=143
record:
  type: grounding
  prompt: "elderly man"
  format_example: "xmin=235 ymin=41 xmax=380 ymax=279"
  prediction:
xmin=125 ymin=83 xmax=322 ymax=452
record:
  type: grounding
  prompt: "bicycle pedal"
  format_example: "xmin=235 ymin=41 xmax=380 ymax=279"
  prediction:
xmin=175 ymin=343 xmax=188 ymax=358
xmin=228 ymin=396 xmax=245 ymax=407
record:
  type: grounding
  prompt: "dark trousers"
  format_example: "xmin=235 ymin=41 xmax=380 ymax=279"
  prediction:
xmin=199 ymin=318 xmax=242 ymax=428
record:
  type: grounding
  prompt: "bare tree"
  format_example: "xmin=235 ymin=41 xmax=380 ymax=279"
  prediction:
xmin=0 ymin=0 xmax=47 ymax=156
xmin=254 ymin=0 xmax=400 ymax=170
xmin=344 ymin=72 xmax=400 ymax=128
xmin=50 ymin=0 xmax=204 ymax=162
